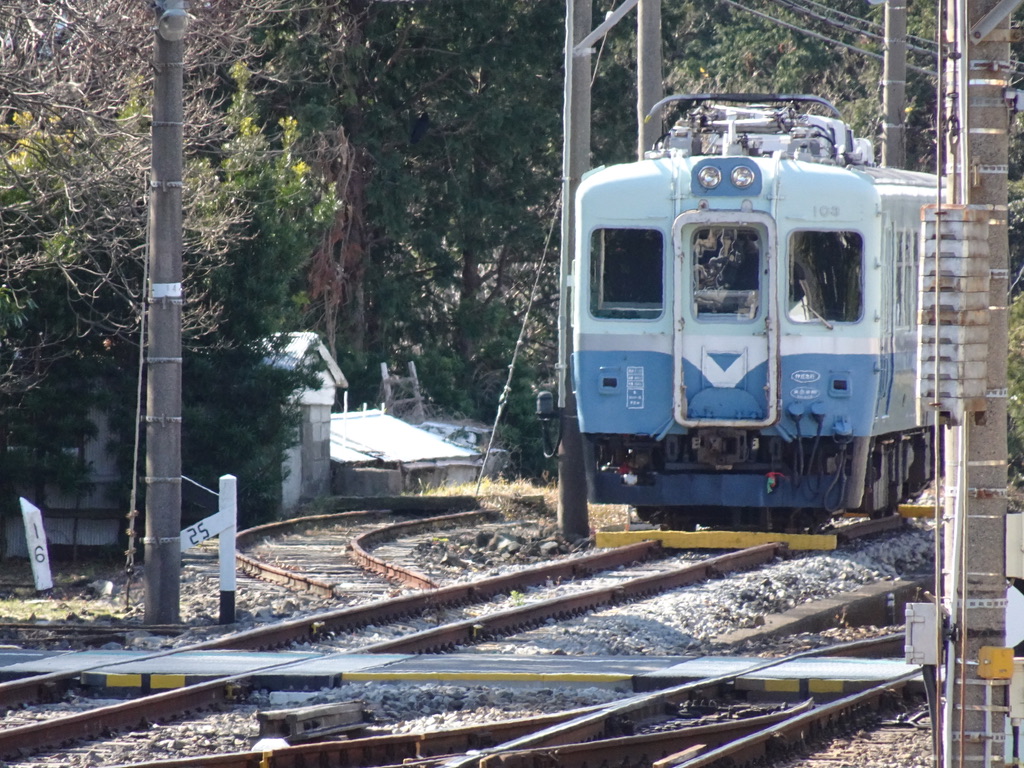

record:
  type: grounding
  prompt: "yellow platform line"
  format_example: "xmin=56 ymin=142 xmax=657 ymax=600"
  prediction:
xmin=595 ymin=530 xmax=837 ymax=551
xmin=344 ymin=671 xmax=631 ymax=684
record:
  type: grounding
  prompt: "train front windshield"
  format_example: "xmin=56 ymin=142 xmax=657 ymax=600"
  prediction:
xmin=691 ymin=227 xmax=761 ymax=319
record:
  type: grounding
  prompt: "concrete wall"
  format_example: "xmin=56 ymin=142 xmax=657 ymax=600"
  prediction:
xmin=282 ymin=402 xmax=334 ymax=510
xmin=4 ymin=514 xmax=120 ymax=558
xmin=333 ymin=467 xmax=404 ymax=496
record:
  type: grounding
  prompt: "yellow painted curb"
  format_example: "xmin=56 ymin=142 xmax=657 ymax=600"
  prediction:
xmin=898 ymin=504 xmax=936 ymax=518
xmin=104 ymin=674 xmax=143 ymax=688
xmin=151 ymin=674 xmax=187 ymax=689
xmin=595 ymin=530 xmax=836 ymax=551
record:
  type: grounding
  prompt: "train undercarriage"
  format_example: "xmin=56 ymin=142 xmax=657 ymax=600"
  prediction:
xmin=585 ymin=427 xmax=934 ymax=532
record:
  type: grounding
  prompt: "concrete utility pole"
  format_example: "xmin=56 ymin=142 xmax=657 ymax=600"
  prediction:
xmin=558 ymin=0 xmax=660 ymax=537
xmin=938 ymin=0 xmax=1012 ymax=762
xmin=145 ymin=0 xmax=188 ymax=624
xmin=636 ymin=0 xmax=663 ymax=159
xmin=881 ymin=0 xmax=907 ymax=168
xmin=557 ymin=0 xmax=593 ymax=539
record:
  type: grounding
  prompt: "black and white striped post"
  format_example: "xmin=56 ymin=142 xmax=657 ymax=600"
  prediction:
xmin=179 ymin=474 xmax=237 ymax=625
xmin=217 ymin=475 xmax=237 ymax=624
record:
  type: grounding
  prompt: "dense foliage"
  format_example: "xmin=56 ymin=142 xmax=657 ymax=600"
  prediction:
xmin=0 ymin=1 xmax=326 ymax=523
xmin=2 ymin=0 xmax=1023 ymax=535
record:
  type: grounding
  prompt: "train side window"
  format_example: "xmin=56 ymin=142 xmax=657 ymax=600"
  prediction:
xmin=589 ymin=228 xmax=664 ymax=319
xmin=788 ymin=230 xmax=863 ymax=323
xmin=691 ymin=226 xmax=761 ymax=319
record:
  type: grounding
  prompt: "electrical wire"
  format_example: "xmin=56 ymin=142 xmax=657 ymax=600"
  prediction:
xmin=591 ymin=6 xmax=611 ymax=87
xmin=125 ymin=229 xmax=149 ymax=610
xmin=774 ymin=0 xmax=938 ymax=53
xmin=823 ymin=441 xmax=849 ymax=513
xmin=723 ymin=0 xmax=937 ymax=76
xmin=728 ymin=0 xmax=1024 ymax=78
xmin=475 ymin=204 xmax=560 ymax=494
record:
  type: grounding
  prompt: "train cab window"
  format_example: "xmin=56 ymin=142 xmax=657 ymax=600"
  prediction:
xmin=787 ymin=230 xmax=863 ymax=324
xmin=589 ymin=228 xmax=664 ymax=319
xmin=691 ymin=227 xmax=761 ymax=319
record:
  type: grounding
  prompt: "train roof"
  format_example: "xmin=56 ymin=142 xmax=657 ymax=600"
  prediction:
xmin=646 ymin=93 xmax=876 ymax=169
xmin=858 ymin=166 xmax=938 ymax=188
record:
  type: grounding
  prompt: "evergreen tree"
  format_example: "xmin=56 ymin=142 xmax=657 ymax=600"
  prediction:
xmin=0 ymin=1 xmax=331 ymax=525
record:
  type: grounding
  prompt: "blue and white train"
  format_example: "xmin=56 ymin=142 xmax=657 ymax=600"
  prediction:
xmin=571 ymin=94 xmax=936 ymax=530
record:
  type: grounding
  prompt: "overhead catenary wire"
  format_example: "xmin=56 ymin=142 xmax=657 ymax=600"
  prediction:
xmin=724 ymin=0 xmax=938 ymax=76
xmin=775 ymin=0 xmax=937 ymax=52
xmin=729 ymin=0 xmax=1024 ymax=79
xmin=784 ymin=0 xmax=887 ymax=35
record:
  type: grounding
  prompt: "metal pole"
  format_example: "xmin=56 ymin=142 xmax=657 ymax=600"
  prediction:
xmin=940 ymin=0 xmax=1012 ymax=760
xmin=145 ymin=0 xmax=187 ymax=625
xmin=557 ymin=0 xmax=592 ymax=539
xmin=881 ymin=0 xmax=907 ymax=168
xmin=636 ymin=0 xmax=662 ymax=160
xmin=218 ymin=474 xmax=237 ymax=625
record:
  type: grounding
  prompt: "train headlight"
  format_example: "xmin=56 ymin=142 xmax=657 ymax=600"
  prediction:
xmin=731 ymin=165 xmax=756 ymax=188
xmin=696 ymin=166 xmax=722 ymax=189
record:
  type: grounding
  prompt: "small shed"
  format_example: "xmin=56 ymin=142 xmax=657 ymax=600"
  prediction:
xmin=330 ymin=410 xmax=485 ymax=495
xmin=272 ymin=333 xmax=348 ymax=509
xmin=3 ymin=408 xmax=123 ymax=558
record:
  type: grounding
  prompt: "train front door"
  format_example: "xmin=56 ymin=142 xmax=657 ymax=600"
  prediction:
xmin=673 ymin=210 xmax=779 ymax=428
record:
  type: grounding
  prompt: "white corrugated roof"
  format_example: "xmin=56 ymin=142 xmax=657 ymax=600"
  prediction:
xmin=331 ymin=410 xmax=480 ymax=466
xmin=269 ymin=332 xmax=348 ymax=387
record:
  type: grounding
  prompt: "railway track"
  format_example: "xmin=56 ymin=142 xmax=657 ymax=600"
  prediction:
xmin=236 ymin=508 xmax=508 ymax=596
xmin=0 ymin=506 xmax=917 ymax=763
xmin=82 ymin=635 xmax=917 ymax=768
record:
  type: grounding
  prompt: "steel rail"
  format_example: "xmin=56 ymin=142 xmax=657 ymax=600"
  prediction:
xmin=197 ymin=538 xmax=664 ymax=651
xmin=101 ymin=706 xmax=608 ymax=768
xmin=232 ymin=496 xmax=479 ymax=548
xmin=672 ymin=671 xmax=920 ymax=767
xmin=348 ymin=510 xmax=501 ymax=589
xmin=95 ymin=636 xmax=909 ymax=768
xmin=0 ymin=651 xmax=366 ymax=761
xmin=473 ymin=701 xmax=815 ymax=768
xmin=357 ymin=543 xmax=785 ymax=654
xmin=830 ymin=514 xmax=907 ymax=542
xmin=452 ymin=670 xmax=916 ymax=768
xmin=0 ymin=541 xmax=756 ymax=759
xmin=0 ymin=676 xmax=241 ymax=758
xmin=436 ymin=634 xmax=916 ymax=768
xmin=0 ymin=538 xmax=662 ymax=751
xmin=101 ymin=702 xmax=813 ymax=768
xmin=0 ymin=537 xmax=664 ymax=711
xmin=0 ymin=512 xmax=909 ymax=759
xmin=237 ymin=508 xmax=498 ymax=593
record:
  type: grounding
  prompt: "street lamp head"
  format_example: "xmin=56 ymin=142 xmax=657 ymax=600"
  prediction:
xmin=158 ymin=8 xmax=187 ymax=40
xmin=155 ymin=1 xmax=187 ymax=41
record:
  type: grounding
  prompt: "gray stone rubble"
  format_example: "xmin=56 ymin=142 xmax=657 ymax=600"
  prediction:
xmin=0 ymin=517 xmax=934 ymax=767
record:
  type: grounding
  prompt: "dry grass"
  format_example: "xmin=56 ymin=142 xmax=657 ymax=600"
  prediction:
xmin=0 ymin=480 xmax=631 ymax=623
xmin=0 ymin=559 xmax=126 ymax=622
xmin=418 ymin=477 xmax=631 ymax=532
